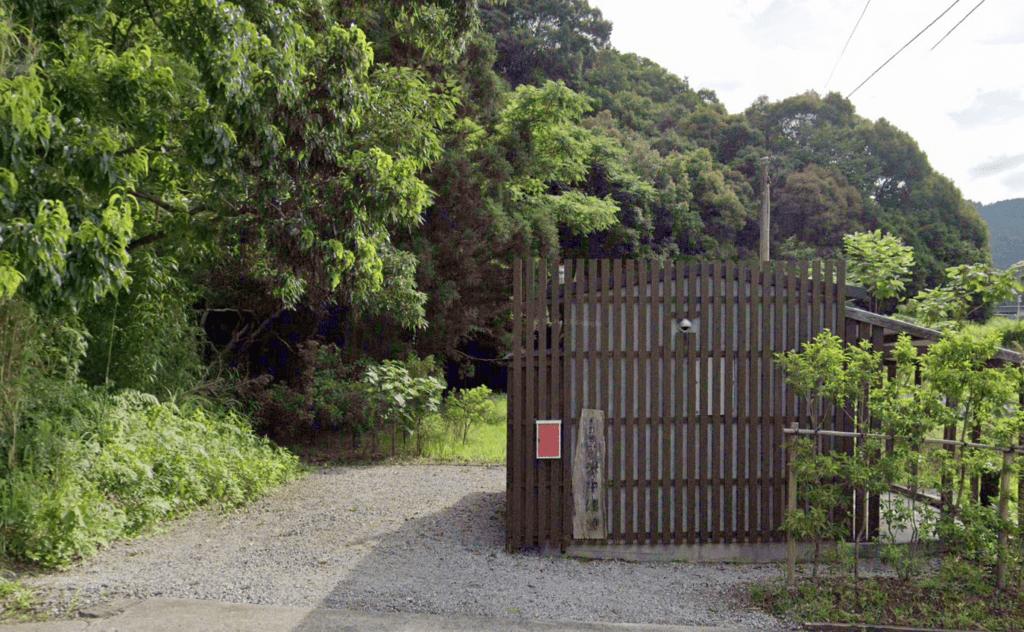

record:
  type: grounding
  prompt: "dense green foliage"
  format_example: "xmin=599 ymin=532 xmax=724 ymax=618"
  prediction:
xmin=0 ymin=0 xmax=1006 ymax=573
xmin=0 ymin=336 xmax=300 ymax=568
xmin=772 ymin=241 xmax=1024 ymax=623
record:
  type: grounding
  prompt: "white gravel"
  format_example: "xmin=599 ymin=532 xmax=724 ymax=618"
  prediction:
xmin=22 ymin=465 xmax=795 ymax=629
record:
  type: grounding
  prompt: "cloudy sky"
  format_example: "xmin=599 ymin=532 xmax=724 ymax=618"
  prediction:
xmin=588 ymin=0 xmax=1024 ymax=205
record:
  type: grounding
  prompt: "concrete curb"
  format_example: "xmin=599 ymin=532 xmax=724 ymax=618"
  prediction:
xmin=1 ymin=598 xmax=756 ymax=632
xmin=804 ymin=623 xmax=976 ymax=632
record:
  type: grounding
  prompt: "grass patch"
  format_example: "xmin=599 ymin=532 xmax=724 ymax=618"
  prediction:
xmin=421 ymin=419 xmax=506 ymax=465
xmin=281 ymin=393 xmax=509 ymax=467
xmin=750 ymin=567 xmax=1024 ymax=631
xmin=420 ymin=392 xmax=506 ymax=465
xmin=0 ymin=576 xmax=40 ymax=621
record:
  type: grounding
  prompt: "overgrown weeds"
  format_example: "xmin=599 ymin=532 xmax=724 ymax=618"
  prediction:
xmin=750 ymin=563 xmax=1024 ymax=631
xmin=0 ymin=380 xmax=301 ymax=569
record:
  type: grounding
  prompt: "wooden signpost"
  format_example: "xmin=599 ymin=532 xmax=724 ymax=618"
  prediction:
xmin=573 ymin=409 xmax=606 ymax=539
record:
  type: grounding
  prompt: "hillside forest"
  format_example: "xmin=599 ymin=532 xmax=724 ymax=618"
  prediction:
xmin=973 ymin=197 xmax=1024 ymax=271
xmin=0 ymin=0 xmax=1013 ymax=567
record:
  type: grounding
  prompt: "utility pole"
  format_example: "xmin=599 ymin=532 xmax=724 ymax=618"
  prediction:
xmin=760 ymin=155 xmax=771 ymax=263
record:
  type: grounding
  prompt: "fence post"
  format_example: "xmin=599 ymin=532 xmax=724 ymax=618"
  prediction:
xmin=787 ymin=422 xmax=798 ymax=587
xmin=997 ymin=448 xmax=1013 ymax=590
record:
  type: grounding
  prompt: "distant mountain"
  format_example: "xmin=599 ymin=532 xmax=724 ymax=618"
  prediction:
xmin=971 ymin=198 xmax=1024 ymax=270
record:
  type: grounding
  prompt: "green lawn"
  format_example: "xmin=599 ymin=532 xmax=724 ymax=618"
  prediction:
xmin=421 ymin=393 xmax=507 ymax=465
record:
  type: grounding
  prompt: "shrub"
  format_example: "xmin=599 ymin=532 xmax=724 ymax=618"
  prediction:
xmin=442 ymin=386 xmax=495 ymax=444
xmin=362 ymin=359 xmax=444 ymax=454
xmin=0 ymin=381 xmax=300 ymax=568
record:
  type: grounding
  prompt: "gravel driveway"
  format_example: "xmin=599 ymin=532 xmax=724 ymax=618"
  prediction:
xmin=23 ymin=465 xmax=793 ymax=630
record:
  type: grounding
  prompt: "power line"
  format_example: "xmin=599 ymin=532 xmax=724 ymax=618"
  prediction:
xmin=932 ymin=0 xmax=988 ymax=50
xmin=824 ymin=0 xmax=871 ymax=90
xmin=846 ymin=0 xmax=962 ymax=99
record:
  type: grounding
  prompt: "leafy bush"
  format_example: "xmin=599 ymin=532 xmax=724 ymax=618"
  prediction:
xmin=362 ymin=359 xmax=444 ymax=454
xmin=442 ymin=386 xmax=497 ymax=444
xmin=0 ymin=381 xmax=300 ymax=568
xmin=236 ymin=343 xmax=446 ymax=456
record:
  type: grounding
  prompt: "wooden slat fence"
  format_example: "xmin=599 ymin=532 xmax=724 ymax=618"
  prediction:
xmin=507 ymin=259 xmax=848 ymax=552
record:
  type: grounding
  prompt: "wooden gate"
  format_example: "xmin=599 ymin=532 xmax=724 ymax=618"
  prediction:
xmin=507 ymin=259 xmax=847 ymax=552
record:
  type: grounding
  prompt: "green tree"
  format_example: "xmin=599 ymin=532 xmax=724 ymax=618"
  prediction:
xmin=843 ymin=230 xmax=914 ymax=313
xmin=482 ymin=0 xmax=611 ymax=87
xmin=774 ymin=164 xmax=864 ymax=254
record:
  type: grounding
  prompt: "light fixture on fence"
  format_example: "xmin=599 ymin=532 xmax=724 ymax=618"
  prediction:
xmin=676 ymin=317 xmax=698 ymax=334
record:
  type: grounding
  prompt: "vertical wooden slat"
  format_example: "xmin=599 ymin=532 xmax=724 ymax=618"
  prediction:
xmin=509 ymin=259 xmax=524 ymax=551
xmin=686 ymin=263 xmax=698 ymax=545
xmin=573 ymin=259 xmax=586 ymax=541
xmin=738 ymin=263 xmax=751 ymax=543
xmin=624 ymin=260 xmax=636 ymax=543
xmin=869 ymin=322 xmax=884 ymax=538
xmin=601 ymin=259 xmax=614 ymax=542
xmin=562 ymin=259 xmax=575 ymax=548
xmin=611 ymin=259 xmax=623 ymax=541
xmin=785 ymin=262 xmax=800 ymax=540
xmin=708 ymin=262 xmax=720 ymax=543
xmin=637 ymin=259 xmax=651 ymax=542
xmin=525 ymin=258 xmax=538 ymax=546
xmin=537 ymin=259 xmax=549 ymax=545
xmin=698 ymin=262 xmax=711 ymax=543
xmin=758 ymin=262 xmax=772 ymax=542
xmin=660 ymin=262 xmax=672 ymax=544
xmin=811 ymin=261 xmax=822 ymax=433
xmin=550 ymin=258 xmax=563 ymax=545
xmin=673 ymin=261 xmax=686 ymax=545
xmin=723 ymin=262 xmax=736 ymax=542
xmin=822 ymin=261 xmax=836 ymax=438
xmin=772 ymin=263 xmax=786 ymax=539
xmin=837 ymin=260 xmax=846 ymax=329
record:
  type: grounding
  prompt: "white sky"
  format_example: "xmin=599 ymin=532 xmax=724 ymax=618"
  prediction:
xmin=588 ymin=0 xmax=1024 ymax=205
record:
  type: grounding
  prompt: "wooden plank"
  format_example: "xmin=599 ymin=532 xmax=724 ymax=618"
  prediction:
xmin=869 ymin=322 xmax=884 ymax=538
xmin=811 ymin=260 xmax=822 ymax=435
xmin=525 ymin=258 xmax=538 ymax=547
xmin=673 ymin=261 xmax=686 ymax=545
xmin=660 ymin=262 xmax=672 ymax=544
xmin=708 ymin=262 xmax=720 ymax=543
xmin=509 ymin=258 xmax=524 ymax=551
xmin=759 ymin=263 xmax=772 ymax=542
xmin=823 ymin=260 xmax=837 ymax=442
xmin=785 ymin=262 xmax=800 ymax=541
xmin=624 ymin=259 xmax=636 ymax=543
xmin=686 ymin=263 xmax=698 ymax=545
xmin=771 ymin=263 xmax=785 ymax=540
xmin=610 ymin=259 xmax=623 ymax=542
xmin=637 ymin=259 xmax=651 ymax=542
xmin=573 ymin=259 xmax=586 ymax=542
xmin=737 ymin=262 xmax=751 ymax=543
xmin=697 ymin=262 xmax=711 ymax=543
xmin=550 ymin=258 xmax=563 ymax=545
xmin=562 ymin=259 xmax=575 ymax=548
xmin=573 ymin=409 xmax=607 ymax=539
xmin=600 ymin=259 xmax=613 ymax=543
xmin=538 ymin=259 xmax=549 ymax=545
xmin=723 ymin=261 xmax=736 ymax=542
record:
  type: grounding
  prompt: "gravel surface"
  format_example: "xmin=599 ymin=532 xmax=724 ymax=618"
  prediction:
xmin=22 ymin=465 xmax=795 ymax=629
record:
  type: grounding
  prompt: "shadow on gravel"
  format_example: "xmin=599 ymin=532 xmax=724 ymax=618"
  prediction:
xmin=286 ymin=487 xmax=518 ymax=631
xmin=286 ymin=484 xmax=785 ymax=631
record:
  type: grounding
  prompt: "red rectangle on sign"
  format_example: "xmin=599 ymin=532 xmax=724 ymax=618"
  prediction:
xmin=536 ymin=420 xmax=561 ymax=459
